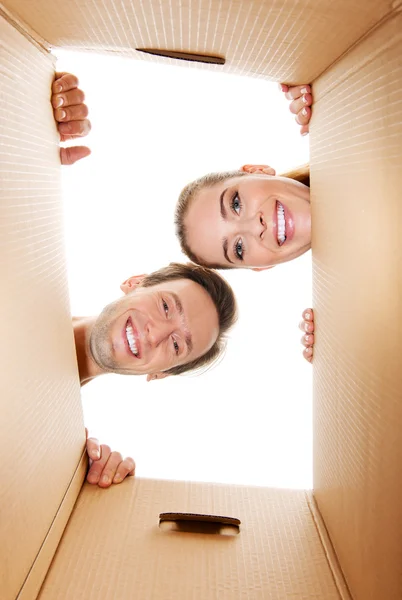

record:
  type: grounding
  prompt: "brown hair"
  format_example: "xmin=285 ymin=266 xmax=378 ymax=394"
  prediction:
xmin=139 ymin=262 xmax=237 ymax=375
xmin=174 ymin=164 xmax=310 ymax=268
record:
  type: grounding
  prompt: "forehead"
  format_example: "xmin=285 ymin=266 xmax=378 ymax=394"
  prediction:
xmin=198 ymin=175 xmax=248 ymax=200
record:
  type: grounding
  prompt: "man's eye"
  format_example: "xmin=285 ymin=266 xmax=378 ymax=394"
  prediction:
xmin=234 ymin=239 xmax=244 ymax=260
xmin=162 ymin=300 xmax=169 ymax=316
xmin=172 ymin=339 xmax=179 ymax=355
xmin=231 ymin=192 xmax=242 ymax=215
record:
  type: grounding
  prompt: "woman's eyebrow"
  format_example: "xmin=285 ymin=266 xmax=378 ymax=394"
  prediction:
xmin=220 ymin=188 xmax=228 ymax=220
xmin=222 ymin=238 xmax=234 ymax=264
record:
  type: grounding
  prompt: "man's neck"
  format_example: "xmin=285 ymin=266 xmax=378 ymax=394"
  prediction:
xmin=72 ymin=317 xmax=104 ymax=386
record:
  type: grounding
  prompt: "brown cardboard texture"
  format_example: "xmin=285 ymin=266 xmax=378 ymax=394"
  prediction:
xmin=1 ymin=1 xmax=402 ymax=599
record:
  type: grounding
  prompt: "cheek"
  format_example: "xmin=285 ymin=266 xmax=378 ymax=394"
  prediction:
xmin=247 ymin=238 xmax=270 ymax=262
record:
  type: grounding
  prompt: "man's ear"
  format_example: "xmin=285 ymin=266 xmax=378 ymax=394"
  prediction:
xmin=146 ymin=372 xmax=170 ymax=382
xmin=241 ymin=164 xmax=276 ymax=176
xmin=251 ymin=266 xmax=275 ymax=272
xmin=120 ymin=274 xmax=147 ymax=294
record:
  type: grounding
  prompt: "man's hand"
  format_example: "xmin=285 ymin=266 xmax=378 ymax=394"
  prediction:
xmin=299 ymin=308 xmax=315 ymax=363
xmin=85 ymin=429 xmax=136 ymax=488
xmin=279 ymin=84 xmax=313 ymax=136
xmin=52 ymin=72 xmax=91 ymax=165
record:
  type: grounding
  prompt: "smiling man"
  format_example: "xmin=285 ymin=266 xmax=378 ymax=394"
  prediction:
xmin=73 ymin=263 xmax=237 ymax=386
xmin=50 ymin=74 xmax=237 ymax=488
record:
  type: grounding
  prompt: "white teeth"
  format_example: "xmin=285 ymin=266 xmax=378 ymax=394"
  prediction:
xmin=276 ymin=201 xmax=286 ymax=245
xmin=125 ymin=322 xmax=138 ymax=356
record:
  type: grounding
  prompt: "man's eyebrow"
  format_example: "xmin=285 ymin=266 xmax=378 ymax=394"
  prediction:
xmin=223 ymin=238 xmax=234 ymax=265
xmin=172 ymin=292 xmax=193 ymax=354
xmin=220 ymin=188 xmax=228 ymax=220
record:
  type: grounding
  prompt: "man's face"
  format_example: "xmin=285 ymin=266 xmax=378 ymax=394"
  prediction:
xmin=89 ymin=278 xmax=219 ymax=377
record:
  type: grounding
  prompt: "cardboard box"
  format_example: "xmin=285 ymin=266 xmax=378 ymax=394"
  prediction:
xmin=1 ymin=1 xmax=401 ymax=598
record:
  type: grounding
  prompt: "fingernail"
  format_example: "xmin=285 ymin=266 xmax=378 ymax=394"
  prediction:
xmin=59 ymin=109 xmax=66 ymax=120
xmin=114 ymin=474 xmax=122 ymax=483
xmin=302 ymin=94 xmax=308 ymax=104
xmin=91 ymin=450 xmax=100 ymax=459
xmin=301 ymin=108 xmax=308 ymax=116
xmin=54 ymin=84 xmax=62 ymax=93
xmin=54 ymin=96 xmax=64 ymax=108
xmin=87 ymin=473 xmax=98 ymax=483
xmin=305 ymin=313 xmax=311 ymax=320
xmin=305 ymin=335 xmax=311 ymax=342
xmin=301 ymin=131 xmax=309 ymax=136
xmin=301 ymin=87 xmax=308 ymax=94
xmin=278 ymin=83 xmax=285 ymax=92
xmin=101 ymin=475 xmax=110 ymax=484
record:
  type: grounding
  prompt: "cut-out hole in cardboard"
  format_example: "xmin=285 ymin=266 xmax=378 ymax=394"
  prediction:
xmin=159 ymin=512 xmax=240 ymax=536
xmin=136 ymin=48 xmax=225 ymax=65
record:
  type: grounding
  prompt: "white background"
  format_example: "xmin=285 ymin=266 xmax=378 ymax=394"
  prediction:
xmin=56 ymin=50 xmax=313 ymax=489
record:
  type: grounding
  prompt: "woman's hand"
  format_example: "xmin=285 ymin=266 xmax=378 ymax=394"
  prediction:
xmin=52 ymin=72 xmax=91 ymax=165
xmin=279 ymin=84 xmax=312 ymax=136
xmin=299 ymin=308 xmax=314 ymax=363
xmin=85 ymin=430 xmax=136 ymax=488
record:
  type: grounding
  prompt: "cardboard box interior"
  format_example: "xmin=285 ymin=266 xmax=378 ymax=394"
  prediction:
xmin=1 ymin=1 xmax=401 ymax=598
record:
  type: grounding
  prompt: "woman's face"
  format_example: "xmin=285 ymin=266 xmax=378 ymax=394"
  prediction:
xmin=184 ymin=174 xmax=311 ymax=269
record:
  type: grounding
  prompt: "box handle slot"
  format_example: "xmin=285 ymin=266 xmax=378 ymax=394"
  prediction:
xmin=136 ymin=49 xmax=225 ymax=65
xmin=159 ymin=512 xmax=240 ymax=536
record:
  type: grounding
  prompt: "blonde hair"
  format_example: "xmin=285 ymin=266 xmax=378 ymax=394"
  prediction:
xmin=174 ymin=165 xmax=310 ymax=268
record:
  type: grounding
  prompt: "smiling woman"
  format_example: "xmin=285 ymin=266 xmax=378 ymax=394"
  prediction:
xmin=175 ymin=166 xmax=311 ymax=270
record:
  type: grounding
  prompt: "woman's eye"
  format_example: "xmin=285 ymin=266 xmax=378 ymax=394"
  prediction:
xmin=162 ymin=300 xmax=169 ymax=316
xmin=172 ymin=339 xmax=179 ymax=355
xmin=234 ymin=239 xmax=244 ymax=260
xmin=231 ymin=192 xmax=242 ymax=215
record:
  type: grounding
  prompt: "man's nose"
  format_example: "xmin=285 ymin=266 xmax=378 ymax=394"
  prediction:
xmin=146 ymin=319 xmax=173 ymax=347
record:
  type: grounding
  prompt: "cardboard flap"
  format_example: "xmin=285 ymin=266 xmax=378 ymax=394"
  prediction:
xmin=2 ymin=0 xmax=398 ymax=83
xmin=0 ymin=14 xmax=85 ymax=600
xmin=311 ymin=10 xmax=402 ymax=600
xmin=39 ymin=478 xmax=344 ymax=599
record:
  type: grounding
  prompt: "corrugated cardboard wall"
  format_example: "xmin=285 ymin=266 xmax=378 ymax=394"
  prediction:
xmin=2 ymin=0 xmax=402 ymax=598
xmin=1 ymin=0 xmax=397 ymax=83
xmin=39 ymin=478 xmax=342 ymax=599
xmin=0 ymin=13 xmax=86 ymax=600
xmin=311 ymin=10 xmax=402 ymax=600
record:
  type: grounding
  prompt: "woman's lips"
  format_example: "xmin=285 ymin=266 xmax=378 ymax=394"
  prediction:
xmin=282 ymin=203 xmax=295 ymax=242
xmin=272 ymin=200 xmax=295 ymax=245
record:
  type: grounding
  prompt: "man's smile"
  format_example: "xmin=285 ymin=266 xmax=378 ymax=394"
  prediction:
xmin=124 ymin=317 xmax=141 ymax=359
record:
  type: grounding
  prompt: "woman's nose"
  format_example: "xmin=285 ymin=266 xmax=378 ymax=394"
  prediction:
xmin=259 ymin=213 xmax=267 ymax=239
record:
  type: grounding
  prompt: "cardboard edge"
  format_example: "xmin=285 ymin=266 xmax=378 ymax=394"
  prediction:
xmin=0 ymin=2 xmax=51 ymax=57
xmin=312 ymin=3 xmax=402 ymax=100
xmin=305 ymin=491 xmax=352 ymax=600
xmin=16 ymin=449 xmax=88 ymax=600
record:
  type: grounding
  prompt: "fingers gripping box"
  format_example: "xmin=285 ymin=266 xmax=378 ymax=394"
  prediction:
xmin=1 ymin=1 xmax=401 ymax=599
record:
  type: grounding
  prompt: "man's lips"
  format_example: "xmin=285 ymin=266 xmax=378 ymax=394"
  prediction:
xmin=123 ymin=317 xmax=141 ymax=359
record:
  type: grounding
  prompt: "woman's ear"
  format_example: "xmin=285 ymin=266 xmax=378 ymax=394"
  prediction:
xmin=241 ymin=164 xmax=276 ymax=176
xmin=120 ymin=274 xmax=147 ymax=294
xmin=251 ymin=266 xmax=275 ymax=272
xmin=146 ymin=372 xmax=170 ymax=382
